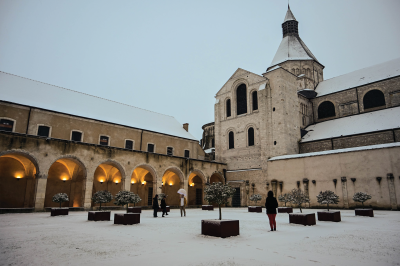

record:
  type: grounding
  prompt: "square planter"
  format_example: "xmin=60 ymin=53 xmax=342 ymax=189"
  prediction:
xmin=88 ymin=211 xmax=111 ymax=221
xmin=289 ymin=213 xmax=316 ymax=226
xmin=201 ymin=220 xmax=239 ymax=238
xmin=202 ymin=205 xmax=214 ymax=211
xmin=114 ymin=213 xmax=140 ymax=225
xmin=317 ymin=211 xmax=341 ymax=222
xmin=278 ymin=207 xmax=293 ymax=213
xmin=51 ymin=208 xmax=69 ymax=216
xmin=248 ymin=206 xmax=262 ymax=213
xmin=158 ymin=206 xmax=170 ymax=212
xmin=355 ymin=208 xmax=374 ymax=217
xmin=127 ymin=207 xmax=142 ymax=214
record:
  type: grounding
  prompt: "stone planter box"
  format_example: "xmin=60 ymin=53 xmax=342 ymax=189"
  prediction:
xmin=248 ymin=206 xmax=262 ymax=213
xmin=317 ymin=211 xmax=341 ymax=222
xmin=355 ymin=208 xmax=374 ymax=217
xmin=88 ymin=211 xmax=111 ymax=221
xmin=201 ymin=220 xmax=239 ymax=238
xmin=278 ymin=207 xmax=293 ymax=213
xmin=289 ymin=213 xmax=316 ymax=226
xmin=202 ymin=205 xmax=214 ymax=210
xmin=157 ymin=206 xmax=170 ymax=212
xmin=51 ymin=208 xmax=69 ymax=216
xmin=114 ymin=213 xmax=140 ymax=225
xmin=127 ymin=207 xmax=142 ymax=214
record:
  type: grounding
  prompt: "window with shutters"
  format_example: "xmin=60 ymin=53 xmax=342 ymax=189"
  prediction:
xmin=184 ymin=150 xmax=190 ymax=158
xmin=167 ymin=147 xmax=173 ymax=156
xmin=236 ymin=84 xmax=247 ymax=115
xmin=125 ymin=140 xmax=134 ymax=150
xmin=99 ymin=135 xmax=109 ymax=146
xmin=252 ymin=91 xmax=258 ymax=111
xmin=71 ymin=131 xmax=82 ymax=142
xmin=37 ymin=125 xmax=50 ymax=137
xmin=0 ymin=118 xmax=14 ymax=132
xmin=318 ymin=101 xmax=336 ymax=119
xmin=248 ymin=127 xmax=254 ymax=146
xmin=226 ymin=99 xmax=231 ymax=117
xmin=147 ymin=143 xmax=155 ymax=153
xmin=363 ymin=89 xmax=386 ymax=110
xmin=228 ymin=131 xmax=234 ymax=149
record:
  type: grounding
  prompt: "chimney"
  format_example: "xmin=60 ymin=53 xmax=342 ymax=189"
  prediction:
xmin=183 ymin=123 xmax=189 ymax=132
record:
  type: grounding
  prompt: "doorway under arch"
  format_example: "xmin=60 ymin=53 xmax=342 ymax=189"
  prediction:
xmin=92 ymin=161 xmax=123 ymax=208
xmin=130 ymin=165 xmax=156 ymax=206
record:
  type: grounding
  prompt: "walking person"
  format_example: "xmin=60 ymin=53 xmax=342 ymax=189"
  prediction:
xmin=161 ymin=195 xmax=168 ymax=217
xmin=153 ymin=194 xmax=159 ymax=218
xmin=265 ymin=190 xmax=278 ymax=231
xmin=179 ymin=194 xmax=186 ymax=217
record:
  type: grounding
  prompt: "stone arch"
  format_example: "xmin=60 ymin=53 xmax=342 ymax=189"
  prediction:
xmin=129 ymin=163 xmax=158 ymax=207
xmin=236 ymin=83 xmax=248 ymax=115
xmin=162 ymin=166 xmax=185 ymax=184
xmin=188 ymin=169 xmax=206 ymax=184
xmin=188 ymin=169 xmax=206 ymax=205
xmin=97 ymin=159 xmax=126 ymax=180
xmin=317 ymin=101 xmax=336 ymax=119
xmin=131 ymin=163 xmax=157 ymax=183
xmin=0 ymin=149 xmax=40 ymax=208
xmin=210 ymin=171 xmax=224 ymax=184
xmin=363 ymin=89 xmax=386 ymax=110
xmin=48 ymin=155 xmax=87 ymax=179
xmin=161 ymin=166 xmax=185 ymax=205
xmin=245 ymin=123 xmax=257 ymax=147
xmin=0 ymin=149 xmax=40 ymax=176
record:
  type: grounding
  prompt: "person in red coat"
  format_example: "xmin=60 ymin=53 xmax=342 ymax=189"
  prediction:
xmin=265 ymin=190 xmax=278 ymax=231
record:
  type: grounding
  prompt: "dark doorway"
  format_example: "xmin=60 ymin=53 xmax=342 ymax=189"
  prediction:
xmin=196 ymin=188 xmax=202 ymax=205
xmin=148 ymin=187 xmax=153 ymax=205
xmin=232 ymin=188 xmax=241 ymax=207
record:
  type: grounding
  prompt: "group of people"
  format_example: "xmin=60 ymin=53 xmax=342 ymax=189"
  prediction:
xmin=152 ymin=190 xmax=279 ymax=232
xmin=152 ymin=194 xmax=186 ymax=218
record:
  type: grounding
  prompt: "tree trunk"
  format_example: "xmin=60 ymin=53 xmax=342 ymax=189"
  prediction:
xmin=327 ymin=203 xmax=329 ymax=211
xmin=99 ymin=202 xmax=102 ymax=211
xmin=126 ymin=204 xmax=128 ymax=213
xmin=362 ymin=202 xmax=364 ymax=207
xmin=60 ymin=202 xmax=61 ymax=209
xmin=299 ymin=204 xmax=302 ymax=213
xmin=218 ymin=204 xmax=222 ymax=220
xmin=284 ymin=202 xmax=286 ymax=207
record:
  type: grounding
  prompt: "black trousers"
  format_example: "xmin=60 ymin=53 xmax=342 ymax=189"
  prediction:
xmin=153 ymin=208 xmax=158 ymax=217
xmin=162 ymin=207 xmax=167 ymax=216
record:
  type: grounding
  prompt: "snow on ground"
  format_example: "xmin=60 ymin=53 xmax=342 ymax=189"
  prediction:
xmin=0 ymin=208 xmax=399 ymax=266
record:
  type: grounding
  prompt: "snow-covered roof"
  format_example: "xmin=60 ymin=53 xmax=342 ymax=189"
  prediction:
xmin=283 ymin=6 xmax=297 ymax=22
xmin=269 ymin=142 xmax=400 ymax=161
xmin=0 ymin=72 xmax=197 ymax=140
xmin=315 ymin=57 xmax=400 ymax=97
xmin=203 ymin=148 xmax=214 ymax=154
xmin=301 ymin=107 xmax=400 ymax=143
xmin=269 ymin=35 xmax=319 ymax=67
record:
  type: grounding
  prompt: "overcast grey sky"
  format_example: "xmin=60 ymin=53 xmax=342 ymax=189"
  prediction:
xmin=1 ymin=0 xmax=400 ymax=140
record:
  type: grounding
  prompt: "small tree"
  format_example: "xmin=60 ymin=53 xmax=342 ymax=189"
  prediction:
xmin=316 ymin=190 xmax=339 ymax=211
xmin=289 ymin=188 xmax=310 ymax=213
xmin=158 ymin=193 xmax=166 ymax=200
xmin=52 ymin=193 xmax=69 ymax=209
xmin=131 ymin=194 xmax=142 ymax=207
xmin=278 ymin=193 xmax=292 ymax=207
xmin=249 ymin=194 xmax=262 ymax=206
xmin=114 ymin=191 xmax=139 ymax=213
xmin=204 ymin=182 xmax=235 ymax=220
xmin=92 ymin=190 xmax=113 ymax=211
xmin=353 ymin=192 xmax=372 ymax=207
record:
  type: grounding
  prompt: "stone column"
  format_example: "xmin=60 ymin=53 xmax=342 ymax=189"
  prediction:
xmin=341 ymin=177 xmax=349 ymax=209
xmin=34 ymin=174 xmax=48 ymax=211
xmin=387 ymin=173 xmax=398 ymax=210
xmin=82 ymin=168 xmax=95 ymax=211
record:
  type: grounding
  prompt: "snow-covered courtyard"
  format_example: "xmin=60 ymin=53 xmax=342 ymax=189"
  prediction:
xmin=1 ymin=208 xmax=399 ymax=266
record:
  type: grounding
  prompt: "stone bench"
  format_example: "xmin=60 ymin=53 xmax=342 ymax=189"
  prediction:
xmin=248 ymin=206 xmax=262 ymax=213
xmin=202 ymin=205 xmax=214 ymax=210
xmin=114 ymin=213 xmax=140 ymax=225
xmin=289 ymin=213 xmax=316 ymax=226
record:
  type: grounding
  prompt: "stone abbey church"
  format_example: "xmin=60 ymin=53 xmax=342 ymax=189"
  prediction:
xmin=201 ymin=6 xmax=400 ymax=210
xmin=0 ymin=6 xmax=399 ymax=212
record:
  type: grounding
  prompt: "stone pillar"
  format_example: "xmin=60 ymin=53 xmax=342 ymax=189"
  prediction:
xmin=34 ymin=174 xmax=48 ymax=211
xmin=387 ymin=173 xmax=398 ymax=210
xmin=155 ymin=181 xmax=161 ymax=197
xmin=341 ymin=177 xmax=349 ymax=209
xmin=123 ymin=175 xmax=130 ymax=192
xmin=82 ymin=168 xmax=95 ymax=211
xmin=271 ymin=181 xmax=277 ymax=199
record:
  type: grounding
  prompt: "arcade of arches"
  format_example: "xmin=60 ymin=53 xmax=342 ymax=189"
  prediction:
xmin=0 ymin=133 xmax=226 ymax=211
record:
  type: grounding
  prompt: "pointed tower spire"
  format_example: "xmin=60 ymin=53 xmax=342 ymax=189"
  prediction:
xmin=282 ymin=5 xmax=298 ymax=37
xmin=283 ymin=4 xmax=297 ymax=23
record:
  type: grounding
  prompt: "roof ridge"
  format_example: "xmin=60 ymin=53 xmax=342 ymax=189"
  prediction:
xmin=0 ymin=71 xmax=175 ymax=119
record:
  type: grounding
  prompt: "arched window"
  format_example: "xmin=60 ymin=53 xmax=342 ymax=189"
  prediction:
xmin=252 ymin=91 xmax=258 ymax=111
xmin=318 ymin=101 xmax=336 ymax=119
xmin=228 ymin=131 xmax=234 ymax=149
xmin=363 ymin=90 xmax=385 ymax=110
xmin=236 ymin=84 xmax=247 ymax=115
xmin=226 ymin=99 xmax=231 ymax=117
xmin=211 ymin=138 xmax=214 ymax=147
xmin=248 ymin=127 xmax=254 ymax=146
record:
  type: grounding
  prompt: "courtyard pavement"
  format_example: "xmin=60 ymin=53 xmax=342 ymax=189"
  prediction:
xmin=0 ymin=208 xmax=399 ymax=266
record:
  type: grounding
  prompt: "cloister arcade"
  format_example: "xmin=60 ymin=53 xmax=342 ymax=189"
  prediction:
xmin=0 ymin=133 xmax=226 ymax=211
